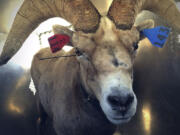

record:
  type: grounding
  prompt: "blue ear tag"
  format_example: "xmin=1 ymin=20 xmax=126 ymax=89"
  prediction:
xmin=141 ymin=26 xmax=171 ymax=48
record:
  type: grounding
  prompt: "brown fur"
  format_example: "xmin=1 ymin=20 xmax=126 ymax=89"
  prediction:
xmin=31 ymin=17 xmax=154 ymax=135
xmin=31 ymin=48 xmax=116 ymax=135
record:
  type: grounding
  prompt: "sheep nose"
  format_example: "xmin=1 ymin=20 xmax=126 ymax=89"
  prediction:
xmin=107 ymin=94 xmax=134 ymax=107
xmin=107 ymin=88 xmax=134 ymax=115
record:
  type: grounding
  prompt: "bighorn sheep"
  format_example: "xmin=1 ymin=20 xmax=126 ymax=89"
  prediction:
xmin=0 ymin=0 xmax=180 ymax=135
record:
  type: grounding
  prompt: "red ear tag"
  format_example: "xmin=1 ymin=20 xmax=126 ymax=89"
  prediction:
xmin=48 ymin=34 xmax=70 ymax=53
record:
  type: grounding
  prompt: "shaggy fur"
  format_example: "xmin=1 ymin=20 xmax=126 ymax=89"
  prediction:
xmin=31 ymin=17 xmax=154 ymax=135
xmin=31 ymin=48 xmax=116 ymax=135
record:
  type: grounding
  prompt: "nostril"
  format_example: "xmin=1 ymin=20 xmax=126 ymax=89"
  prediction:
xmin=107 ymin=95 xmax=121 ymax=107
xmin=125 ymin=94 xmax=134 ymax=107
xmin=107 ymin=94 xmax=134 ymax=108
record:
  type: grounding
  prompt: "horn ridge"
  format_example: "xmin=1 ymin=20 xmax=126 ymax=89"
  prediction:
xmin=143 ymin=0 xmax=180 ymax=31
xmin=0 ymin=0 xmax=100 ymax=65
xmin=107 ymin=0 xmax=139 ymax=30
xmin=107 ymin=0 xmax=180 ymax=31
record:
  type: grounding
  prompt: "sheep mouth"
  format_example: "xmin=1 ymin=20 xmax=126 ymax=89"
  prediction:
xmin=111 ymin=117 xmax=131 ymax=121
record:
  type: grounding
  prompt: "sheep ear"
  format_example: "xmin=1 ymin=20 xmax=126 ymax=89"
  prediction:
xmin=52 ymin=25 xmax=74 ymax=46
xmin=136 ymin=20 xmax=171 ymax=48
xmin=134 ymin=20 xmax=155 ymax=42
xmin=135 ymin=19 xmax=155 ymax=31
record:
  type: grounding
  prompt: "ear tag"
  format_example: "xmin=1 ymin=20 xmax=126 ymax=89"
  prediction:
xmin=141 ymin=26 xmax=171 ymax=48
xmin=48 ymin=34 xmax=70 ymax=53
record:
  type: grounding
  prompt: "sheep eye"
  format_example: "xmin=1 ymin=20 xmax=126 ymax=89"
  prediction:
xmin=75 ymin=48 xmax=83 ymax=56
xmin=112 ymin=58 xmax=119 ymax=67
xmin=133 ymin=42 xmax=139 ymax=50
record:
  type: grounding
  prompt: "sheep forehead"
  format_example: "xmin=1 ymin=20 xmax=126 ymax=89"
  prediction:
xmin=85 ymin=17 xmax=138 ymax=72
xmin=93 ymin=17 xmax=140 ymax=48
xmin=92 ymin=44 xmax=132 ymax=73
xmin=94 ymin=17 xmax=119 ymax=42
xmin=75 ymin=17 xmax=138 ymax=70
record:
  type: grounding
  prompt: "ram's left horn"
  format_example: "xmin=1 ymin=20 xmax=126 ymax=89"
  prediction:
xmin=107 ymin=0 xmax=180 ymax=30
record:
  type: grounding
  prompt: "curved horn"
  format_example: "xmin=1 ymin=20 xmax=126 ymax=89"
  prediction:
xmin=107 ymin=0 xmax=180 ymax=30
xmin=143 ymin=0 xmax=180 ymax=30
xmin=107 ymin=0 xmax=139 ymax=30
xmin=0 ymin=0 xmax=100 ymax=65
